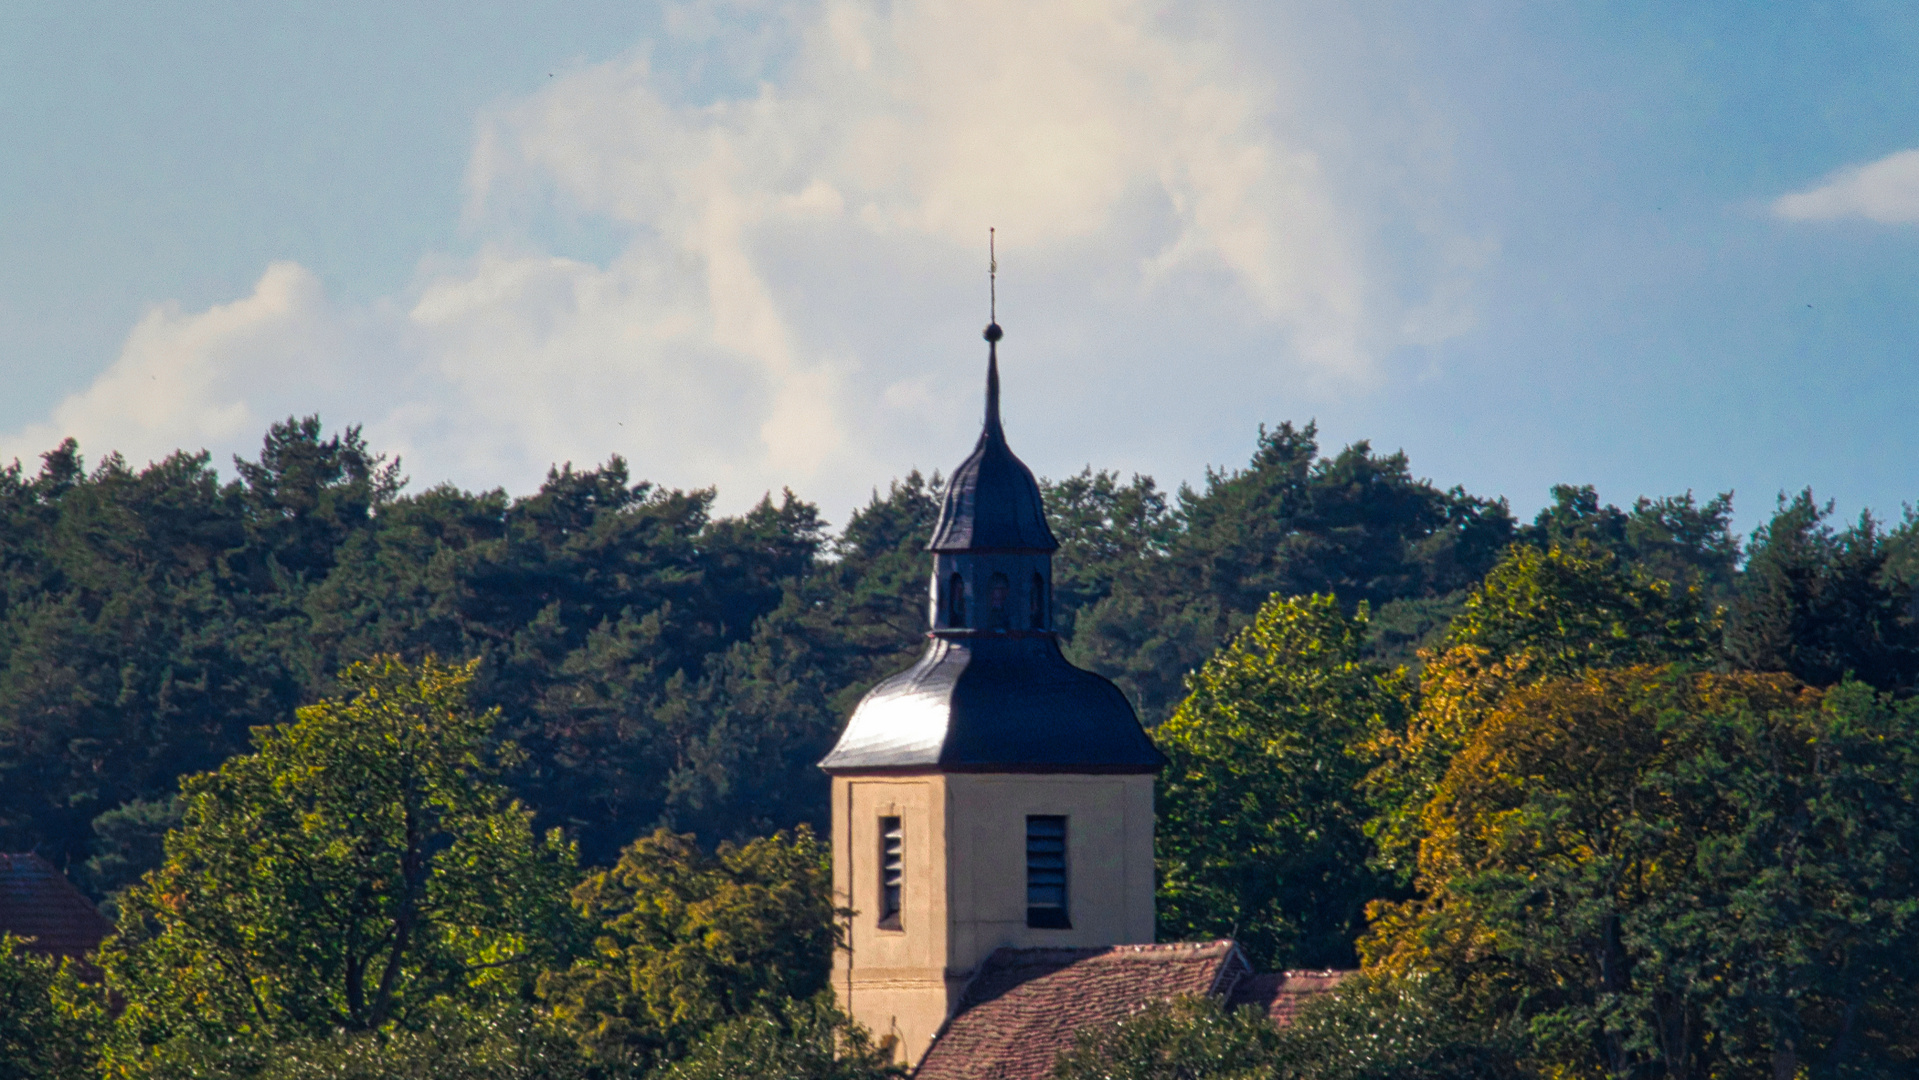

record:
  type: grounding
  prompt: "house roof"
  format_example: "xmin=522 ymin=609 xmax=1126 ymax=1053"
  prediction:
xmin=915 ymin=941 xmax=1250 ymax=1080
xmin=817 ymin=635 xmax=1164 ymax=774
xmin=0 ymin=853 xmax=114 ymax=961
xmin=1228 ymin=969 xmax=1355 ymax=1026
xmin=914 ymin=942 xmax=1354 ymax=1080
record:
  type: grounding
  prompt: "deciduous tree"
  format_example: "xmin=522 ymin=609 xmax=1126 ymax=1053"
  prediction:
xmin=538 ymin=826 xmax=840 ymax=1066
xmin=1051 ymin=995 xmax=1283 ymax=1080
xmin=1364 ymin=668 xmax=1919 ymax=1077
xmin=0 ymin=936 xmax=109 ymax=1080
xmin=1367 ymin=541 xmax=1715 ymax=875
xmin=103 ymin=656 xmax=576 ymax=1067
xmin=1155 ymin=594 xmax=1403 ymax=969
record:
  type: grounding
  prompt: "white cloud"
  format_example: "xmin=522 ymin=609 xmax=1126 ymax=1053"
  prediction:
xmin=473 ymin=0 xmax=1371 ymax=371
xmin=0 ymin=263 xmax=392 ymax=475
xmin=5 ymin=0 xmax=1480 ymax=518
xmin=1772 ymin=149 xmax=1919 ymax=224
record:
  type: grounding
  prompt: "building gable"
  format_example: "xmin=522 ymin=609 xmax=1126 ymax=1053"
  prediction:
xmin=0 ymin=853 xmax=114 ymax=962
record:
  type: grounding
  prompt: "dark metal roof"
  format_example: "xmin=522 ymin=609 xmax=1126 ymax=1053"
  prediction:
xmin=928 ymin=337 xmax=1058 ymax=553
xmin=818 ymin=635 xmax=1164 ymax=773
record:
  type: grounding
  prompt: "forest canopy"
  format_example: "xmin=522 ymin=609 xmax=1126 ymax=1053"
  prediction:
xmin=0 ymin=416 xmax=1541 ymax=878
xmin=6 ymin=414 xmax=1919 ymax=1077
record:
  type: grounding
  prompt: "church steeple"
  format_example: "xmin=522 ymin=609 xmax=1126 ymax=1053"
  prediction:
xmin=819 ymin=279 xmax=1163 ymax=1071
xmin=819 ymin=316 xmax=1159 ymax=770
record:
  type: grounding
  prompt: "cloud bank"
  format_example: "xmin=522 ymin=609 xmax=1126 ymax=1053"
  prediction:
xmin=1773 ymin=149 xmax=1919 ymax=224
xmin=4 ymin=263 xmax=394 ymax=474
xmin=4 ymin=0 xmax=1475 ymax=519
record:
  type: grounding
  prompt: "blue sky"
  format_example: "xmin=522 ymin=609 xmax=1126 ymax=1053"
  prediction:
xmin=4 ymin=1 xmax=1917 ymax=537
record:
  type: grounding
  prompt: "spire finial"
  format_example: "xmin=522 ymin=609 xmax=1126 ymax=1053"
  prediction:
xmin=988 ymin=227 xmax=998 ymax=326
xmin=983 ymin=228 xmax=1002 ymax=435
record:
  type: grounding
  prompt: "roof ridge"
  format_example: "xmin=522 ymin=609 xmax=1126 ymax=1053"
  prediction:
xmin=919 ymin=938 xmax=1267 ymax=1080
xmin=983 ymin=940 xmax=1236 ymax=961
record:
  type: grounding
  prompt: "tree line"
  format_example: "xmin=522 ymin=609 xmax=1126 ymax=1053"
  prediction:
xmin=4 ymin=415 xmax=1919 ymax=1077
xmin=0 ymin=416 xmax=1529 ymax=883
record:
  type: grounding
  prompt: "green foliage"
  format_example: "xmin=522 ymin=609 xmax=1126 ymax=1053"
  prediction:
xmin=0 ymin=936 xmax=111 ymax=1080
xmin=0 ymin=420 xmax=837 ymax=879
xmin=13 ymin=412 xmax=1919 ymax=1078
xmin=0 ymin=415 xmax=1536 ymax=880
xmin=1520 ymin=484 xmax=1739 ymax=598
xmin=1062 ymin=422 xmax=1515 ymax=723
xmin=81 ymin=796 xmax=182 ymax=903
xmin=1051 ymin=994 xmax=1285 ymax=1080
xmin=655 ymin=995 xmax=901 ymax=1080
xmin=1444 ymin=541 xmax=1716 ymax=679
xmin=246 ymin=1004 xmax=592 ymax=1080
xmin=1726 ymin=489 xmax=1919 ymax=692
xmin=301 ymin=460 xmax=829 ymax=861
xmin=1155 ymin=594 xmax=1404 ymax=969
xmin=628 ymin=473 xmax=948 ymax=846
xmin=92 ymin=1002 xmax=595 ymax=1080
xmin=1042 ymin=468 xmax=1177 ymax=642
xmin=0 ymin=438 xmax=308 ymax=874
xmin=1367 ymin=541 xmax=1717 ymax=875
xmin=1050 ymin=979 xmax=1526 ymax=1080
xmin=1274 ymin=975 xmax=1526 ymax=1080
xmin=539 ymin=826 xmax=840 ymax=1066
xmin=1365 ymin=668 xmax=1919 ymax=1077
xmin=103 ymin=655 xmax=577 ymax=1064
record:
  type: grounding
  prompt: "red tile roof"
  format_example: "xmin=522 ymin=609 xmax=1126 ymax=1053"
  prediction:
xmin=915 ymin=941 xmax=1250 ymax=1080
xmin=0 ymin=853 xmax=114 ymax=961
xmin=1228 ymin=969 xmax=1354 ymax=1026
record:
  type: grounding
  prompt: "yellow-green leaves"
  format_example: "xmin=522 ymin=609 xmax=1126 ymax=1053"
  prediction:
xmin=1155 ymin=593 xmax=1404 ymax=969
xmin=538 ymin=826 xmax=838 ymax=1066
xmin=0 ymin=936 xmax=110 ymax=1080
xmin=1362 ymin=668 xmax=1919 ymax=1075
xmin=101 ymin=655 xmax=577 ymax=1071
xmin=1367 ymin=542 xmax=1718 ymax=875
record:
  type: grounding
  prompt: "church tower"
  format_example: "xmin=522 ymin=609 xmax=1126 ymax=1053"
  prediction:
xmin=820 ymin=319 xmax=1165 ymax=1068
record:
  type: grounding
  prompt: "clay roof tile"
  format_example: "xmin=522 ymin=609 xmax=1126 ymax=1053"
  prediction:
xmin=915 ymin=941 xmax=1246 ymax=1080
xmin=1226 ymin=969 xmax=1354 ymax=1027
xmin=0 ymin=853 xmax=113 ymax=962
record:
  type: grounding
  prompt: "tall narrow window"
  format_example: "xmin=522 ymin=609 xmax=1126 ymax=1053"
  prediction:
xmin=1026 ymin=815 xmax=1069 ymax=928
xmin=1030 ymin=572 xmax=1046 ymax=629
xmin=989 ymin=572 xmax=1010 ymax=629
xmin=879 ymin=817 xmax=903 ymax=929
xmin=947 ymin=572 xmax=965 ymax=627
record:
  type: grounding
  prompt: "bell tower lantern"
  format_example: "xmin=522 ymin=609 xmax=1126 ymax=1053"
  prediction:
xmin=820 ymin=318 xmax=1165 ymax=1068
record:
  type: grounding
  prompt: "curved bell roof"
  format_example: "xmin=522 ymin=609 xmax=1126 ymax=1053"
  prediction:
xmin=928 ymin=330 xmax=1058 ymax=553
xmin=819 ymin=321 xmax=1163 ymax=777
xmin=817 ymin=636 xmax=1163 ymax=773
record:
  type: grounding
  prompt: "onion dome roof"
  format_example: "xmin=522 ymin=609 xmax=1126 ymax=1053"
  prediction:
xmin=928 ymin=325 xmax=1058 ymax=553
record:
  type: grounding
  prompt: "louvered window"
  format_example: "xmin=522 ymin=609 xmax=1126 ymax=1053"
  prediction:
xmin=1026 ymin=815 xmax=1069 ymax=928
xmin=879 ymin=817 xmax=903 ymax=929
